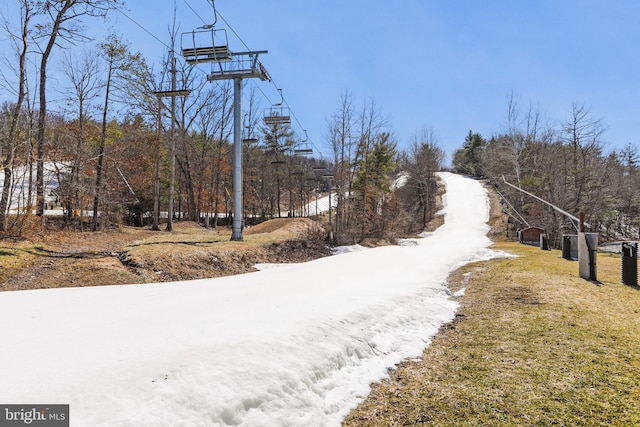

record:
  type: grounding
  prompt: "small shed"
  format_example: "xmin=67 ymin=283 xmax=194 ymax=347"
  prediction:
xmin=519 ymin=226 xmax=545 ymax=247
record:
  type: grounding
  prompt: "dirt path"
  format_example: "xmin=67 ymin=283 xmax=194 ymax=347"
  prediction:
xmin=1 ymin=229 xmax=141 ymax=291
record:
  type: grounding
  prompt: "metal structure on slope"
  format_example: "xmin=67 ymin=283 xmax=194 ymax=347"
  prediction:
xmin=181 ymin=0 xmax=269 ymax=241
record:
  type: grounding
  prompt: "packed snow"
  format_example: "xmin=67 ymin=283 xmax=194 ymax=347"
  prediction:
xmin=0 ymin=172 xmax=503 ymax=426
xmin=301 ymin=192 xmax=335 ymax=216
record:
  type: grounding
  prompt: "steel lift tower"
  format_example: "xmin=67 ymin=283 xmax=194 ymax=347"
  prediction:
xmin=182 ymin=24 xmax=270 ymax=240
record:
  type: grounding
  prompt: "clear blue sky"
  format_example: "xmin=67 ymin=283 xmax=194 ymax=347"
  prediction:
xmin=2 ymin=0 xmax=640 ymax=163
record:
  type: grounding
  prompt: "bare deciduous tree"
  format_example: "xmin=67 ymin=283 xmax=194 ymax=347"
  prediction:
xmin=33 ymin=0 xmax=119 ymax=218
xmin=403 ymin=127 xmax=445 ymax=230
xmin=327 ymin=91 xmax=356 ymax=243
xmin=562 ymin=103 xmax=605 ymax=213
xmin=62 ymin=48 xmax=100 ymax=228
xmin=0 ymin=0 xmax=32 ymax=231
xmin=93 ymin=34 xmax=133 ymax=231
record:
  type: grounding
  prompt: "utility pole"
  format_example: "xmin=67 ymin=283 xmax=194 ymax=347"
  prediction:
xmin=153 ymin=56 xmax=190 ymax=232
xmin=153 ymin=96 xmax=162 ymax=231
xmin=167 ymin=52 xmax=177 ymax=231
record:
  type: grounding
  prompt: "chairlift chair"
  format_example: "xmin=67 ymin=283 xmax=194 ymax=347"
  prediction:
xmin=294 ymin=132 xmax=313 ymax=155
xmin=263 ymin=105 xmax=291 ymax=125
xmin=181 ymin=28 xmax=231 ymax=64
xmin=263 ymin=88 xmax=291 ymax=125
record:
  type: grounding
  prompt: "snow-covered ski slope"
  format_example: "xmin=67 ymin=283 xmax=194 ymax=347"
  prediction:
xmin=0 ymin=172 xmax=501 ymax=426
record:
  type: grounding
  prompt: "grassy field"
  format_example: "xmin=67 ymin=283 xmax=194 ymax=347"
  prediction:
xmin=344 ymin=241 xmax=640 ymax=426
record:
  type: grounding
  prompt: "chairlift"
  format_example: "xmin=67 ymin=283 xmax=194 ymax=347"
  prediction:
xmin=263 ymin=89 xmax=291 ymax=125
xmin=242 ymin=138 xmax=259 ymax=145
xmin=181 ymin=28 xmax=231 ymax=64
xmin=263 ymin=106 xmax=291 ymax=125
xmin=293 ymin=130 xmax=313 ymax=155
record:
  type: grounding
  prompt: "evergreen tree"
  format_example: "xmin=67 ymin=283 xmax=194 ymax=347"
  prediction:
xmin=353 ymin=132 xmax=397 ymax=239
xmin=453 ymin=131 xmax=486 ymax=177
xmin=262 ymin=121 xmax=294 ymax=218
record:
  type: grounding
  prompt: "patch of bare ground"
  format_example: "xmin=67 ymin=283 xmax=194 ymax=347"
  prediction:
xmin=244 ymin=217 xmax=319 ymax=236
xmin=484 ymin=179 xmax=511 ymax=241
xmin=425 ymin=179 xmax=446 ymax=232
xmin=0 ymin=217 xmax=330 ymax=291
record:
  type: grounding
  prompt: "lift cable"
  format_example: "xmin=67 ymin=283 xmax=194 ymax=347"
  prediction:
xmin=494 ymin=186 xmax=529 ymax=227
xmin=183 ymin=0 xmax=208 ymax=26
xmin=184 ymin=1 xmax=318 ymax=155
xmin=215 ymin=9 xmax=251 ymax=52
xmin=257 ymin=75 xmax=320 ymax=153
xmin=216 ymin=7 xmax=318 ymax=151
xmin=112 ymin=5 xmax=171 ymax=49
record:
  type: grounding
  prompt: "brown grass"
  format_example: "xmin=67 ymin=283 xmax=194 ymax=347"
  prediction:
xmin=0 ymin=218 xmax=328 ymax=291
xmin=343 ymin=242 xmax=640 ymax=426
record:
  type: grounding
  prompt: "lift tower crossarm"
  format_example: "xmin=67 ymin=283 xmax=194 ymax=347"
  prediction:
xmin=206 ymin=51 xmax=270 ymax=82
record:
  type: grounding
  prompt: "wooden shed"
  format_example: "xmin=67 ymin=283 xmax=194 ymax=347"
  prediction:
xmin=519 ymin=226 xmax=545 ymax=247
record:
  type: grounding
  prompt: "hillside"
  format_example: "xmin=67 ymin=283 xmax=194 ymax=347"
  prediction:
xmin=0 ymin=217 xmax=331 ymax=291
xmin=0 ymin=172 xmax=496 ymax=425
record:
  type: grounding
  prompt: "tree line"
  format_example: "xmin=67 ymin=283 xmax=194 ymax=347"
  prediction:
xmin=453 ymin=93 xmax=640 ymax=247
xmin=326 ymin=93 xmax=444 ymax=245
xmin=0 ymin=1 xmax=445 ymax=243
